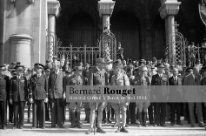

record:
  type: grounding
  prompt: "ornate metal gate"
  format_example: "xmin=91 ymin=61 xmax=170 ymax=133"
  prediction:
xmin=99 ymin=30 xmax=117 ymax=62
xmin=167 ymin=30 xmax=188 ymax=67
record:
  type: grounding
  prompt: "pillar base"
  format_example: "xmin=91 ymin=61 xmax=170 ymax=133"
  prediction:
xmin=10 ymin=34 xmax=32 ymax=68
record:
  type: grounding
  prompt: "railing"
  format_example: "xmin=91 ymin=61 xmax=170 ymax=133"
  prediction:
xmin=56 ymin=44 xmax=101 ymax=66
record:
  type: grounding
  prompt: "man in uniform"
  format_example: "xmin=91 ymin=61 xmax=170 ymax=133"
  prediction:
xmin=30 ymin=64 xmax=48 ymax=128
xmin=0 ymin=65 xmax=10 ymax=129
xmin=151 ymin=63 xmax=168 ymax=126
xmin=110 ymin=59 xmax=130 ymax=133
xmin=64 ymin=63 xmax=83 ymax=128
xmin=10 ymin=65 xmax=28 ymax=129
xmin=132 ymin=66 xmax=150 ymax=126
xmin=49 ymin=63 xmax=65 ymax=128
xmin=86 ymin=58 xmax=108 ymax=134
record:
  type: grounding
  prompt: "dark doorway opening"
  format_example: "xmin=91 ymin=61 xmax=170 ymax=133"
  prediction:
xmin=111 ymin=11 xmax=141 ymax=60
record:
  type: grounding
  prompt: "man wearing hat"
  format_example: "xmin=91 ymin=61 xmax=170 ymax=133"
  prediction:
xmin=0 ymin=65 xmax=10 ymax=129
xmin=86 ymin=58 xmax=108 ymax=134
xmin=132 ymin=66 xmax=150 ymax=127
xmin=30 ymin=64 xmax=48 ymax=128
xmin=49 ymin=63 xmax=65 ymax=128
xmin=110 ymin=59 xmax=130 ymax=133
xmin=64 ymin=62 xmax=83 ymax=128
xmin=151 ymin=63 xmax=168 ymax=126
xmin=10 ymin=65 xmax=28 ymax=129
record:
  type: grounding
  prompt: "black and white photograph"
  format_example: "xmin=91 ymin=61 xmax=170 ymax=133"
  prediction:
xmin=1 ymin=0 xmax=206 ymax=136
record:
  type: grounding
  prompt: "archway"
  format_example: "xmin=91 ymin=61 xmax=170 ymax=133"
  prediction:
xmin=111 ymin=11 xmax=141 ymax=60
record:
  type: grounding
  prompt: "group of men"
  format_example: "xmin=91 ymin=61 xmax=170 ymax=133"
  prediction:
xmin=0 ymin=57 xmax=206 ymax=134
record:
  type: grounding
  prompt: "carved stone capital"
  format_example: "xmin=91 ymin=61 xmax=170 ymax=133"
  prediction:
xmin=47 ymin=0 xmax=60 ymax=16
xmin=98 ymin=0 xmax=115 ymax=17
xmin=159 ymin=0 xmax=181 ymax=19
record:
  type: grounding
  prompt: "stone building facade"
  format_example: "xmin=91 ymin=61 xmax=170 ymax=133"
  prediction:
xmin=0 ymin=0 xmax=205 ymax=67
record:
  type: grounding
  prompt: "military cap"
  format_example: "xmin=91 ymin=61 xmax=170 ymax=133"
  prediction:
xmin=0 ymin=65 xmax=6 ymax=70
xmin=157 ymin=63 xmax=165 ymax=68
xmin=74 ymin=62 xmax=83 ymax=71
xmin=36 ymin=63 xmax=44 ymax=69
xmin=96 ymin=58 xmax=105 ymax=64
xmin=113 ymin=59 xmax=123 ymax=68
xmin=15 ymin=65 xmax=24 ymax=71
xmin=185 ymin=67 xmax=193 ymax=73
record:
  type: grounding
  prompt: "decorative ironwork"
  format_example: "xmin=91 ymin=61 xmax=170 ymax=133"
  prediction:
xmin=99 ymin=30 xmax=117 ymax=62
xmin=168 ymin=31 xmax=188 ymax=67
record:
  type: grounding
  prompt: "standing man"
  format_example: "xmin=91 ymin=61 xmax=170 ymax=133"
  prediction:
xmin=0 ymin=66 xmax=10 ymax=129
xmin=86 ymin=58 xmax=108 ymax=134
xmin=30 ymin=64 xmax=48 ymax=128
xmin=111 ymin=59 xmax=130 ymax=133
xmin=169 ymin=68 xmax=182 ymax=126
xmin=49 ymin=64 xmax=65 ymax=128
xmin=10 ymin=65 xmax=28 ymax=129
xmin=132 ymin=66 xmax=150 ymax=127
xmin=64 ymin=63 xmax=83 ymax=128
xmin=151 ymin=63 xmax=168 ymax=126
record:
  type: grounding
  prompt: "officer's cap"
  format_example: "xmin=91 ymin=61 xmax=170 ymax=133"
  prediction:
xmin=15 ymin=65 xmax=24 ymax=71
xmin=113 ymin=59 xmax=123 ymax=68
xmin=96 ymin=58 xmax=105 ymax=64
xmin=0 ymin=65 xmax=6 ymax=70
xmin=36 ymin=64 xmax=44 ymax=69
xmin=157 ymin=63 xmax=165 ymax=68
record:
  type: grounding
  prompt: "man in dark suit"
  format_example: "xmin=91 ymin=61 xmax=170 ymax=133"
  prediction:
xmin=151 ymin=63 xmax=168 ymax=126
xmin=169 ymin=67 xmax=182 ymax=126
xmin=10 ymin=65 xmax=28 ymax=129
xmin=0 ymin=66 xmax=10 ymax=129
xmin=30 ymin=64 xmax=48 ymax=128
xmin=49 ymin=63 xmax=65 ymax=128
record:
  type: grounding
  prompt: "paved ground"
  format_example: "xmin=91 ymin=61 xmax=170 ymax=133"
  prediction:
xmin=1 ymin=108 xmax=206 ymax=136
xmin=1 ymin=122 xmax=206 ymax=136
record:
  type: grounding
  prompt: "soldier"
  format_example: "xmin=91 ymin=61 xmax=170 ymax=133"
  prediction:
xmin=86 ymin=58 xmax=108 ymax=134
xmin=151 ymin=63 xmax=168 ymax=126
xmin=10 ymin=65 xmax=28 ymax=129
xmin=30 ymin=64 xmax=48 ymax=128
xmin=82 ymin=63 xmax=91 ymax=123
xmin=110 ymin=59 xmax=130 ymax=133
xmin=200 ymin=67 xmax=206 ymax=129
xmin=0 ymin=65 xmax=9 ymax=129
xmin=49 ymin=63 xmax=65 ymax=128
xmin=64 ymin=63 xmax=83 ymax=128
xmin=133 ymin=66 xmax=150 ymax=127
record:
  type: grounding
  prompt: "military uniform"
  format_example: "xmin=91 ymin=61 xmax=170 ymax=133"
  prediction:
xmin=64 ymin=69 xmax=83 ymax=128
xmin=0 ymin=72 xmax=9 ymax=129
xmin=132 ymin=74 xmax=150 ymax=126
xmin=151 ymin=72 xmax=168 ymax=126
xmin=110 ymin=60 xmax=130 ymax=133
xmin=87 ymin=58 xmax=108 ymax=134
xmin=10 ymin=69 xmax=28 ymax=129
xmin=30 ymin=73 xmax=48 ymax=128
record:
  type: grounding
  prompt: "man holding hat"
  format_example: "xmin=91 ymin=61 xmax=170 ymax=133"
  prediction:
xmin=0 ymin=65 xmax=10 ymax=129
xmin=10 ymin=65 xmax=28 ymax=129
xmin=30 ymin=64 xmax=48 ymax=128
xmin=87 ymin=58 xmax=108 ymax=134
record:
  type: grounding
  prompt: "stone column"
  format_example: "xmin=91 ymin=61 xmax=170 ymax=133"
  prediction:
xmin=98 ymin=0 xmax=115 ymax=61
xmin=160 ymin=0 xmax=181 ymax=65
xmin=98 ymin=0 xmax=115 ymax=32
xmin=47 ymin=0 xmax=60 ymax=62
xmin=10 ymin=34 xmax=32 ymax=67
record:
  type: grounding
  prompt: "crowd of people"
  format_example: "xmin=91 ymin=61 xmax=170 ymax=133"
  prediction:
xmin=0 ymin=56 xmax=206 ymax=134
